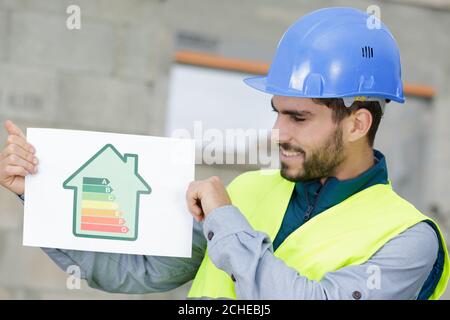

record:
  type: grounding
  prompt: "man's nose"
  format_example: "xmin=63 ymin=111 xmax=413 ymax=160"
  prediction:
xmin=272 ymin=116 xmax=291 ymax=144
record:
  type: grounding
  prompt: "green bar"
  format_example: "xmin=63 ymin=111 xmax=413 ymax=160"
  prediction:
xmin=83 ymin=177 xmax=110 ymax=185
xmin=82 ymin=185 xmax=113 ymax=193
xmin=82 ymin=192 xmax=115 ymax=201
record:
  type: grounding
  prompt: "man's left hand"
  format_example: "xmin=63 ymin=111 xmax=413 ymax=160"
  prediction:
xmin=186 ymin=176 xmax=232 ymax=222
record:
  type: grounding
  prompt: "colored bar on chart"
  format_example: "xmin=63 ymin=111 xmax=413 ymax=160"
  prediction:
xmin=78 ymin=176 xmax=131 ymax=236
xmin=81 ymin=216 xmax=125 ymax=225
xmin=83 ymin=177 xmax=110 ymax=185
xmin=81 ymin=208 xmax=121 ymax=217
xmin=82 ymin=200 xmax=118 ymax=210
xmin=82 ymin=185 xmax=114 ymax=193
xmin=82 ymin=192 xmax=116 ymax=201
xmin=81 ymin=223 xmax=129 ymax=234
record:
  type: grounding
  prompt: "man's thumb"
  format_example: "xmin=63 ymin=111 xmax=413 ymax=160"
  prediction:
xmin=4 ymin=120 xmax=26 ymax=138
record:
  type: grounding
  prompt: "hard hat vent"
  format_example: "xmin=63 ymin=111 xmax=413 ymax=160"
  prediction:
xmin=361 ymin=46 xmax=374 ymax=58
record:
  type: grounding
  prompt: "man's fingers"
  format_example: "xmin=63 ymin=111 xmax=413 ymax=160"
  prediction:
xmin=187 ymin=193 xmax=204 ymax=216
xmin=4 ymin=120 xmax=26 ymax=139
xmin=5 ymin=154 xmax=36 ymax=174
xmin=192 ymin=200 xmax=204 ymax=221
xmin=5 ymin=134 xmax=35 ymax=154
xmin=4 ymin=165 xmax=29 ymax=177
xmin=3 ymin=142 xmax=38 ymax=165
xmin=186 ymin=182 xmax=204 ymax=218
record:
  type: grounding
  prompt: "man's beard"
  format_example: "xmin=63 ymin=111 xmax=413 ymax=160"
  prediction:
xmin=280 ymin=126 xmax=345 ymax=182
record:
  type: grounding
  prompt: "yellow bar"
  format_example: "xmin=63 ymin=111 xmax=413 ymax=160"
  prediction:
xmin=82 ymin=200 xmax=118 ymax=210
xmin=81 ymin=208 xmax=121 ymax=217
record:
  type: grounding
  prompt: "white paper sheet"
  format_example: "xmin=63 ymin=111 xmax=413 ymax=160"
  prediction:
xmin=23 ymin=128 xmax=195 ymax=258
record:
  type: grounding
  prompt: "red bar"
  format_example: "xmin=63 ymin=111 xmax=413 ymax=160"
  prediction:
xmin=81 ymin=216 xmax=125 ymax=225
xmin=81 ymin=223 xmax=129 ymax=234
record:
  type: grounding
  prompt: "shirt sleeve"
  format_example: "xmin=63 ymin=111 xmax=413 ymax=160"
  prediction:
xmin=204 ymin=205 xmax=439 ymax=300
xmin=18 ymin=191 xmax=206 ymax=293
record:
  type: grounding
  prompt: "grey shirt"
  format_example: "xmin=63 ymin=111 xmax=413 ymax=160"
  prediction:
xmin=18 ymin=196 xmax=439 ymax=299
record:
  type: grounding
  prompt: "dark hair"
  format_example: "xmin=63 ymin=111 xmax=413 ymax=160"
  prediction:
xmin=312 ymin=98 xmax=385 ymax=147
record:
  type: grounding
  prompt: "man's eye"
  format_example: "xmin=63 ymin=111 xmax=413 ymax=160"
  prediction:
xmin=292 ymin=116 xmax=305 ymax=122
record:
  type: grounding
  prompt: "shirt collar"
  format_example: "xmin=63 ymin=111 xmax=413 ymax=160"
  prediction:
xmin=293 ymin=149 xmax=389 ymax=213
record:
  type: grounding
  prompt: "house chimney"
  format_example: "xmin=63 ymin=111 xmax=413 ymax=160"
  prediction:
xmin=125 ymin=154 xmax=137 ymax=170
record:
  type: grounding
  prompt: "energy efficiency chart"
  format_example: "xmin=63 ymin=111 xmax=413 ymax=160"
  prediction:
xmin=80 ymin=177 xmax=128 ymax=234
xmin=63 ymin=144 xmax=151 ymax=241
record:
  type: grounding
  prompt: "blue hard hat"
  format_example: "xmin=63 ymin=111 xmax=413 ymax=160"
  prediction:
xmin=244 ymin=7 xmax=405 ymax=104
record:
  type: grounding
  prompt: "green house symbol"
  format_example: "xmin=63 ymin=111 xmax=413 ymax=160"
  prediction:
xmin=63 ymin=144 xmax=151 ymax=241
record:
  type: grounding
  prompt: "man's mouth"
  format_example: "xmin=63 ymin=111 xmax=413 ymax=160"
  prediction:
xmin=280 ymin=145 xmax=303 ymax=158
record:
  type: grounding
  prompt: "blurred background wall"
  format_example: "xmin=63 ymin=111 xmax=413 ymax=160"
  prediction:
xmin=0 ymin=0 xmax=449 ymax=299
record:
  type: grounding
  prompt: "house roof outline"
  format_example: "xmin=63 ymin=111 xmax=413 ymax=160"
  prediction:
xmin=63 ymin=143 xmax=151 ymax=241
xmin=63 ymin=143 xmax=151 ymax=193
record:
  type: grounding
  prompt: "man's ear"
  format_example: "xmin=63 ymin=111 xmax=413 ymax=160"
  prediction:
xmin=346 ymin=108 xmax=373 ymax=143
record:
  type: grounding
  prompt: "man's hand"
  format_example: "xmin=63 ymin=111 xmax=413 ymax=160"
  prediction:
xmin=0 ymin=120 xmax=38 ymax=196
xmin=186 ymin=176 xmax=232 ymax=222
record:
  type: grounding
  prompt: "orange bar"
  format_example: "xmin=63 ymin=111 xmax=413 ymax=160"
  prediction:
xmin=81 ymin=208 xmax=121 ymax=217
xmin=174 ymin=50 xmax=436 ymax=99
xmin=81 ymin=216 xmax=125 ymax=225
xmin=81 ymin=223 xmax=129 ymax=234
xmin=175 ymin=50 xmax=269 ymax=75
xmin=403 ymin=84 xmax=435 ymax=99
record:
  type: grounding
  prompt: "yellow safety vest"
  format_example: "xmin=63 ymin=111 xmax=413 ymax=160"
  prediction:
xmin=188 ymin=170 xmax=449 ymax=299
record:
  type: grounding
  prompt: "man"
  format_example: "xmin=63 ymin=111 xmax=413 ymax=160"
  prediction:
xmin=1 ymin=7 xmax=448 ymax=299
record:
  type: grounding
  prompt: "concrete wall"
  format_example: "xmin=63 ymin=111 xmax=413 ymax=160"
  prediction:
xmin=0 ymin=0 xmax=181 ymax=300
xmin=1 ymin=0 xmax=449 ymax=299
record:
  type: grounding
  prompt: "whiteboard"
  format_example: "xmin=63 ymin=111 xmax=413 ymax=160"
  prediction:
xmin=165 ymin=64 xmax=276 ymax=153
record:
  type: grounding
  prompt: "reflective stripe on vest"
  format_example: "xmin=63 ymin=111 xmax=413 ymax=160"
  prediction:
xmin=188 ymin=170 xmax=449 ymax=299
